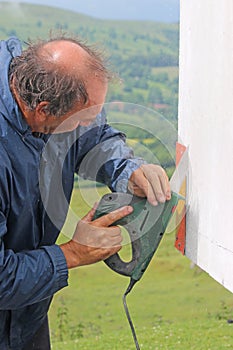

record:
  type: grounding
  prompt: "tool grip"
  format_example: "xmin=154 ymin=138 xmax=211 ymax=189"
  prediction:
xmin=92 ymin=192 xmax=168 ymax=280
xmin=104 ymin=235 xmax=141 ymax=277
xmin=93 ymin=192 xmax=182 ymax=280
xmin=93 ymin=193 xmax=143 ymax=276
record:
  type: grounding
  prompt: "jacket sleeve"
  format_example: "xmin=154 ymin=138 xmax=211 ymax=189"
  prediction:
xmin=75 ymin=109 xmax=147 ymax=192
xmin=0 ymin=167 xmax=68 ymax=310
xmin=0 ymin=235 xmax=68 ymax=310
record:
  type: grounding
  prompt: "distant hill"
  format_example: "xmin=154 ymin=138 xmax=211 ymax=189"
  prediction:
xmin=7 ymin=0 xmax=180 ymax=22
xmin=0 ymin=2 xmax=179 ymax=54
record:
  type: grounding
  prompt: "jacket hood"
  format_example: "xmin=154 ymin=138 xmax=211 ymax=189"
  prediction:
xmin=0 ymin=37 xmax=30 ymax=135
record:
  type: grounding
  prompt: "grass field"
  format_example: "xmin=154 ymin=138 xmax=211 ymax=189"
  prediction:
xmin=49 ymin=187 xmax=233 ymax=349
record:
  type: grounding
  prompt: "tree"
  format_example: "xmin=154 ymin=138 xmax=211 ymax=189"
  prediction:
xmin=147 ymin=86 xmax=164 ymax=104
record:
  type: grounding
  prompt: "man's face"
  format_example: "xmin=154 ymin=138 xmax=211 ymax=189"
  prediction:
xmin=33 ymin=78 xmax=108 ymax=134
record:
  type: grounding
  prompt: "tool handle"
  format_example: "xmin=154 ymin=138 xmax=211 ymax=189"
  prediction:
xmin=104 ymin=237 xmax=141 ymax=277
xmin=92 ymin=193 xmax=144 ymax=277
xmin=93 ymin=192 xmax=182 ymax=280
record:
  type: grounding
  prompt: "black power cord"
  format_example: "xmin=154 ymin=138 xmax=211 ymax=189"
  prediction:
xmin=122 ymin=279 xmax=140 ymax=350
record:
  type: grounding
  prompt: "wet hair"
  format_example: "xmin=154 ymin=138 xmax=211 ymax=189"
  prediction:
xmin=9 ymin=34 xmax=113 ymax=117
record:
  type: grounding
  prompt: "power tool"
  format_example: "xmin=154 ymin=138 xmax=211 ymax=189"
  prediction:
xmin=93 ymin=190 xmax=185 ymax=349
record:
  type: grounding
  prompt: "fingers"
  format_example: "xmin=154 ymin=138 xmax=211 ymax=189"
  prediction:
xmin=81 ymin=202 xmax=99 ymax=223
xmin=81 ymin=207 xmax=96 ymax=223
xmin=141 ymin=164 xmax=171 ymax=203
xmin=107 ymin=228 xmax=123 ymax=246
xmin=93 ymin=205 xmax=133 ymax=227
xmin=129 ymin=164 xmax=171 ymax=206
xmin=159 ymin=170 xmax=171 ymax=200
xmin=76 ymin=204 xmax=131 ymax=250
xmin=66 ymin=203 xmax=131 ymax=269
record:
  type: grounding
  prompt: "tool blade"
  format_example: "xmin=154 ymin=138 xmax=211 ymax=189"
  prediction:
xmin=169 ymin=147 xmax=189 ymax=194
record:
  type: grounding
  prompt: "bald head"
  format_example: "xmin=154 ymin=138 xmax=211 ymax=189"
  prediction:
xmin=10 ymin=35 xmax=112 ymax=117
xmin=39 ymin=40 xmax=90 ymax=78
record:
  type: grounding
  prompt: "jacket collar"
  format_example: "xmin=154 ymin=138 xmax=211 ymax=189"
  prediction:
xmin=0 ymin=37 xmax=30 ymax=136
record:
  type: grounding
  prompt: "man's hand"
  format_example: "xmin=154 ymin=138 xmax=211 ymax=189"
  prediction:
xmin=128 ymin=164 xmax=171 ymax=206
xmin=60 ymin=205 xmax=133 ymax=269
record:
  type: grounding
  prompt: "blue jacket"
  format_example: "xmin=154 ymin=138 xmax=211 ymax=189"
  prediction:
xmin=0 ymin=37 xmax=144 ymax=349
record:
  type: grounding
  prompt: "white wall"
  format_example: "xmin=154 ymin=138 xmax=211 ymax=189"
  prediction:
xmin=178 ymin=0 xmax=233 ymax=292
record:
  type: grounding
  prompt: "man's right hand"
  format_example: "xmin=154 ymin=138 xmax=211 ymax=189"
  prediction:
xmin=60 ymin=205 xmax=133 ymax=269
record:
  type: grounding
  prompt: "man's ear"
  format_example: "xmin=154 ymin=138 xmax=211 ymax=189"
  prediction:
xmin=35 ymin=101 xmax=50 ymax=122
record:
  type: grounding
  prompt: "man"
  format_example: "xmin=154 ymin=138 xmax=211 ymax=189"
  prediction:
xmin=0 ymin=35 xmax=171 ymax=349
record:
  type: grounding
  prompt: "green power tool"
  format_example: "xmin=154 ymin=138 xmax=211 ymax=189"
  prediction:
xmin=93 ymin=191 xmax=184 ymax=349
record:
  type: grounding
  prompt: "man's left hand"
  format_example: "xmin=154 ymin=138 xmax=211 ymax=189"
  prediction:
xmin=128 ymin=164 xmax=171 ymax=206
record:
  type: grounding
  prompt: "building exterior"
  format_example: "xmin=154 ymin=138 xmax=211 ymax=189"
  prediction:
xmin=178 ymin=1 xmax=233 ymax=292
